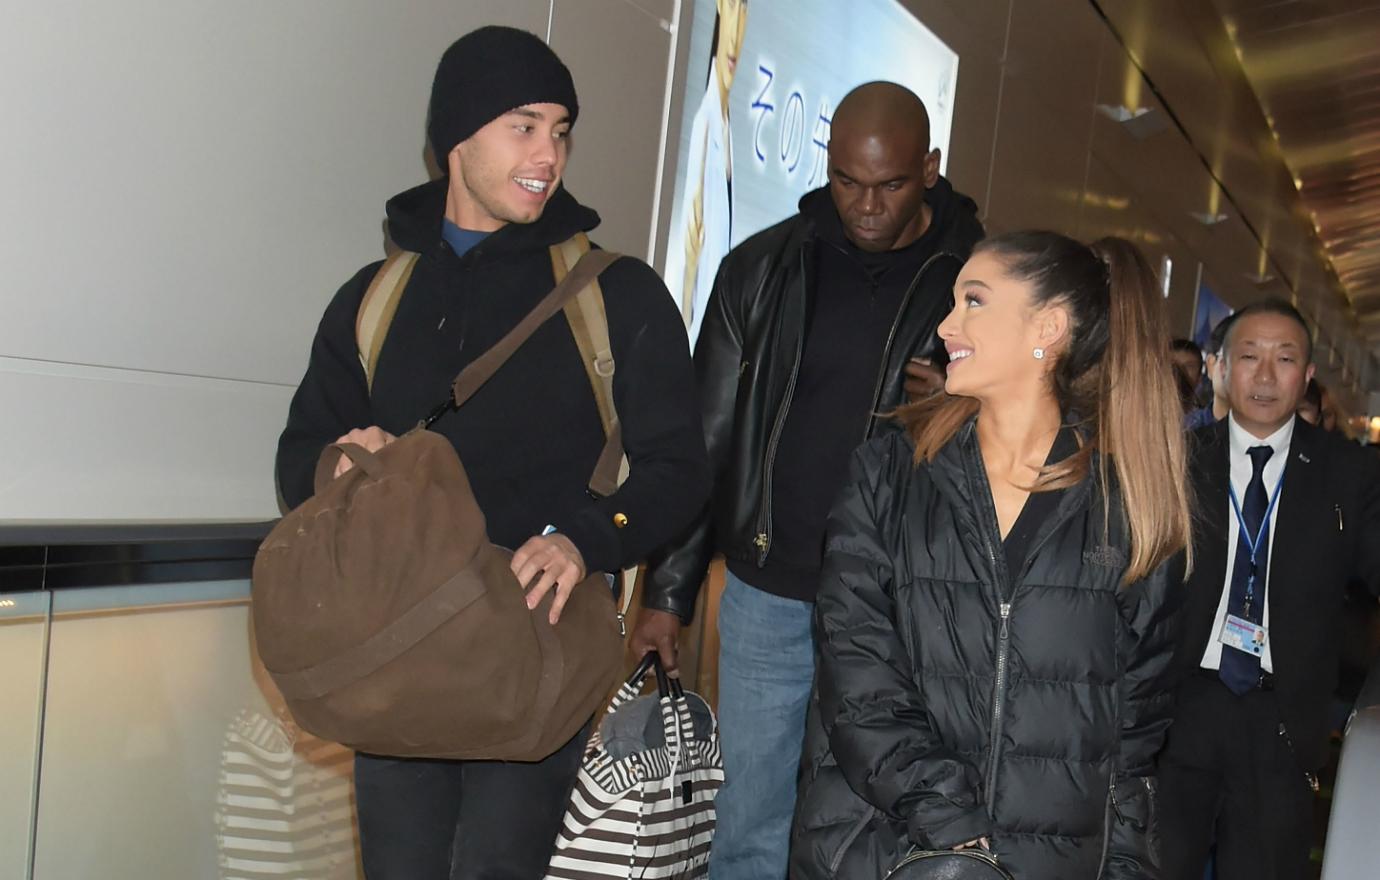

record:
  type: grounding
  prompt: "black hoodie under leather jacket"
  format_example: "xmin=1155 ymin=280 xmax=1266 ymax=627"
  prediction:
xmin=643 ymin=177 xmax=983 ymax=621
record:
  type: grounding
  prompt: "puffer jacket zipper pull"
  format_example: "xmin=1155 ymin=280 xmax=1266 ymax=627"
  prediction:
xmin=1109 ymin=776 xmax=1126 ymax=825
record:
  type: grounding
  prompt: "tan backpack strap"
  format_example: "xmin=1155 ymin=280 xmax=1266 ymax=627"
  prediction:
xmin=550 ymin=233 xmax=628 ymax=498
xmin=554 ymin=233 xmax=618 ymax=432
xmin=355 ymin=251 xmax=420 ymax=391
xmin=550 ymin=234 xmax=638 ymax=631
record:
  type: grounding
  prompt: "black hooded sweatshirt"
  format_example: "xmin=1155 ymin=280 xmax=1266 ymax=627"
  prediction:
xmin=276 ymin=179 xmax=709 ymax=581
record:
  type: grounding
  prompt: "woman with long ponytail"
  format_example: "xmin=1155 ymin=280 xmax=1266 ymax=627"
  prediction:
xmin=791 ymin=232 xmax=1191 ymax=879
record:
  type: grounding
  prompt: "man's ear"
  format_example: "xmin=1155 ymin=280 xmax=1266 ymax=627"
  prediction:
xmin=923 ymin=149 xmax=941 ymax=188
xmin=447 ymin=144 xmax=465 ymax=182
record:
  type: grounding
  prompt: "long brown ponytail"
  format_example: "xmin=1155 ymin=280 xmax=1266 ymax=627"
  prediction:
xmin=898 ymin=232 xmax=1192 ymax=582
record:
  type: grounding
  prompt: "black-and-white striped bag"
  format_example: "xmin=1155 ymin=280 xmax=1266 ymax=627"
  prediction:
xmin=547 ymin=655 xmax=722 ymax=879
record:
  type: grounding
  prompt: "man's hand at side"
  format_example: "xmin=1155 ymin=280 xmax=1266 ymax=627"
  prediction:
xmin=512 ymin=532 xmax=587 ymax=625
xmin=629 ymin=608 xmax=682 ymax=675
xmin=333 ymin=426 xmax=397 ymax=477
xmin=903 ymin=357 xmax=946 ymax=402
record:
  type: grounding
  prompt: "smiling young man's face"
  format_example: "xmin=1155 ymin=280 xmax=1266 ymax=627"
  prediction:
xmin=1224 ymin=311 xmax=1315 ymax=439
xmin=446 ymin=102 xmax=571 ymax=231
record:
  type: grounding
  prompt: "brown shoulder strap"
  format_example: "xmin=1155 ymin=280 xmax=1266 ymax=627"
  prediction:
xmin=448 ymin=248 xmax=621 ymax=408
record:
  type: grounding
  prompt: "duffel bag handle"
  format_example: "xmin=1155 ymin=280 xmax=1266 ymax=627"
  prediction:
xmin=313 ymin=442 xmax=385 ymax=494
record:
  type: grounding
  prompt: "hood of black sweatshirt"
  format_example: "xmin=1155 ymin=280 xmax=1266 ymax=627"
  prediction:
xmin=797 ymin=175 xmax=984 ymax=260
xmin=384 ymin=177 xmax=601 ymax=257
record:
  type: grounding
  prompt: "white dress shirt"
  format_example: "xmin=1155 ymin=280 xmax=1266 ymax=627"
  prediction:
xmin=1199 ymin=414 xmax=1295 ymax=672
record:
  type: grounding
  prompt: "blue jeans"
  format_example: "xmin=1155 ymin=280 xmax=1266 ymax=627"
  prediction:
xmin=708 ymin=570 xmax=816 ymax=880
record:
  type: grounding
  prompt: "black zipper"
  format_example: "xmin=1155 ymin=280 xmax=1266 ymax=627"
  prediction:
xmin=861 ymin=251 xmax=949 ymax=436
xmin=1096 ymin=775 xmax=1117 ymax=879
xmin=964 ymin=427 xmax=1090 ymax=813
xmin=827 ymin=806 xmax=877 ymax=876
xmin=1277 ymin=722 xmax=1322 ymax=792
xmin=884 ymin=848 xmax=1006 ymax=879
xmin=964 ymin=433 xmax=1016 ymax=812
xmin=753 ymin=248 xmax=809 ymax=565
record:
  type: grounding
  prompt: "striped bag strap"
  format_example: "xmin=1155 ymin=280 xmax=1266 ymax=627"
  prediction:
xmin=355 ymin=250 xmax=420 ymax=391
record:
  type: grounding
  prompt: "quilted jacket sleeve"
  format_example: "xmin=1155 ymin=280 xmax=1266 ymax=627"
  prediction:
xmin=1104 ymin=551 xmax=1186 ymax=879
xmin=815 ymin=439 xmax=993 ymax=851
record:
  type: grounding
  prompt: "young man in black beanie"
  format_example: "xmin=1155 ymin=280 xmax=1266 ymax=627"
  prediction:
xmin=276 ymin=25 xmax=709 ymax=879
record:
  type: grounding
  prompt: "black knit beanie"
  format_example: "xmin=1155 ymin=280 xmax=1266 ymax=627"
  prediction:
xmin=427 ymin=26 xmax=580 ymax=167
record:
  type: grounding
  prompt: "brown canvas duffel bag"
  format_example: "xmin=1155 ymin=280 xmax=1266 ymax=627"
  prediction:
xmin=252 ymin=241 xmax=627 ymax=761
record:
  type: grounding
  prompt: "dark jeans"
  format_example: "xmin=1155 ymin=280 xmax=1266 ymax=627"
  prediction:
xmin=354 ymin=723 xmax=590 ymax=880
xmin=1159 ymin=673 xmax=1315 ymax=880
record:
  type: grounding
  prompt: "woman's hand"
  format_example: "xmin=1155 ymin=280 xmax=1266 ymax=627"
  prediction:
xmin=952 ymin=837 xmax=991 ymax=852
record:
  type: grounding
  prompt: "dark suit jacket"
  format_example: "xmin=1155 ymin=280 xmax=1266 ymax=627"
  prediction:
xmin=1173 ymin=416 xmax=1380 ymax=769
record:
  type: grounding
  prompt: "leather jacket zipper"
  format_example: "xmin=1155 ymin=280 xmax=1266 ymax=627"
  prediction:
xmin=1278 ymin=722 xmax=1322 ymax=792
xmin=754 ymin=248 xmax=810 ymax=564
xmin=862 ymin=251 xmax=949 ymax=436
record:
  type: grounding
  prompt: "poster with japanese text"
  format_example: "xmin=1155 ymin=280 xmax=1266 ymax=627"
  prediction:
xmin=662 ymin=0 xmax=960 ymax=344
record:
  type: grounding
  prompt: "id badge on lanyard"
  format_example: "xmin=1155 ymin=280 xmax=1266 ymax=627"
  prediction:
xmin=1221 ymin=474 xmax=1284 ymax=654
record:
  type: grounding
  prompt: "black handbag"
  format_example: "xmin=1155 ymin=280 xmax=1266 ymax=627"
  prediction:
xmin=883 ymin=848 xmax=1014 ymax=880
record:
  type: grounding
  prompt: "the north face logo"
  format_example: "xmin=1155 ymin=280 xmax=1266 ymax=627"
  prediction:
xmin=1082 ymin=546 xmax=1126 ymax=568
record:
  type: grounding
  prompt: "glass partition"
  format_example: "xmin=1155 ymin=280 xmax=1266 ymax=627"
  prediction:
xmin=0 ymin=591 xmax=50 ymax=880
xmin=30 ymin=581 xmax=361 ymax=880
xmin=0 ymin=525 xmax=361 ymax=880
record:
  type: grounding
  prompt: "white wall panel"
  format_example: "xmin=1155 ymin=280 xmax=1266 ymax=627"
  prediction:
xmin=552 ymin=0 xmax=675 ymax=260
xmin=0 ymin=358 xmax=290 ymax=518
xmin=0 ymin=1 xmax=596 ymax=521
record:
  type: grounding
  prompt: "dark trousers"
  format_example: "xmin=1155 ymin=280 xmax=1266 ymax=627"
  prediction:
xmin=353 ymin=723 xmax=590 ymax=880
xmin=1159 ymin=673 xmax=1315 ymax=880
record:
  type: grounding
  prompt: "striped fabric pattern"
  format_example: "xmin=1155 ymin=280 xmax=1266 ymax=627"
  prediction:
xmin=547 ymin=682 xmax=722 ymax=879
xmin=215 ymin=709 xmax=359 ymax=879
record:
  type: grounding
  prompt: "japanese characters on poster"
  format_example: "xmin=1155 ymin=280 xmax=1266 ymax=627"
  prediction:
xmin=663 ymin=0 xmax=960 ymax=343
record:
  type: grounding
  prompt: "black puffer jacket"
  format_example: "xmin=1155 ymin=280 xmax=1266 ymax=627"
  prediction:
xmin=792 ymin=421 xmax=1183 ymax=879
xmin=644 ymin=179 xmax=983 ymax=620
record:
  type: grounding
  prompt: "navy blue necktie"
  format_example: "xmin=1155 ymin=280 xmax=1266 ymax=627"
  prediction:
xmin=1220 ymin=444 xmax=1274 ymax=695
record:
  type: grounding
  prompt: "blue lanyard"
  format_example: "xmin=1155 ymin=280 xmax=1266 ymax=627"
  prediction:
xmin=1227 ymin=466 xmax=1285 ymax=614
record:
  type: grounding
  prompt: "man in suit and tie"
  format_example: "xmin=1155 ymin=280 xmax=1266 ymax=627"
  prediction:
xmin=1160 ymin=299 xmax=1380 ymax=879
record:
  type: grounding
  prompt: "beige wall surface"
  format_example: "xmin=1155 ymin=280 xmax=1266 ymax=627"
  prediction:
xmin=0 ymin=0 xmax=1364 ymax=523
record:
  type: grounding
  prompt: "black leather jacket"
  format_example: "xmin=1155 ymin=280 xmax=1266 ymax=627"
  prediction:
xmin=643 ymin=180 xmax=983 ymax=621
